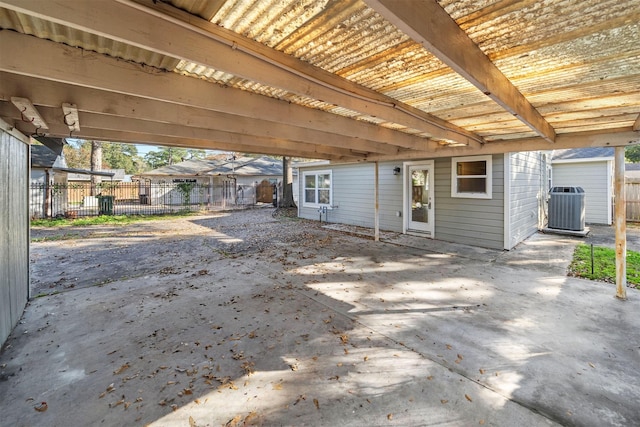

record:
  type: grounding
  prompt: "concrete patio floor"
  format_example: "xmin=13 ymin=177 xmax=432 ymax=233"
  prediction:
xmin=1 ymin=210 xmax=639 ymax=426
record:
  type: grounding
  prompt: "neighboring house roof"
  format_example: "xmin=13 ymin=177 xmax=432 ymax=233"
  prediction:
xmin=31 ymin=145 xmax=66 ymax=169
xmin=207 ymin=156 xmax=283 ymax=176
xmin=626 ymin=163 xmax=640 ymax=171
xmin=140 ymin=159 xmax=225 ymax=176
xmin=141 ymin=156 xmax=283 ymax=177
xmin=551 ymin=147 xmax=614 ymax=162
xmin=68 ymin=169 xmax=125 ymax=181
xmin=30 ymin=145 xmax=115 ymax=178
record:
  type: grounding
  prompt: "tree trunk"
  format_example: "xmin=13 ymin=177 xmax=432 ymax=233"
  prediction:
xmin=280 ymin=157 xmax=296 ymax=208
xmin=90 ymin=140 xmax=102 ymax=196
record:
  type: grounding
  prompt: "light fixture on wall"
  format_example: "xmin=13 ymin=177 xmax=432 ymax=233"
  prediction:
xmin=393 ymin=166 xmax=401 ymax=175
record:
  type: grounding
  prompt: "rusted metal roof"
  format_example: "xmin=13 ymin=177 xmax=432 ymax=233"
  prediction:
xmin=0 ymin=0 xmax=638 ymax=160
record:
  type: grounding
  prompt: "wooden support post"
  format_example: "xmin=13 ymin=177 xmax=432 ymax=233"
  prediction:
xmin=614 ymin=146 xmax=627 ymax=300
xmin=374 ymin=161 xmax=380 ymax=242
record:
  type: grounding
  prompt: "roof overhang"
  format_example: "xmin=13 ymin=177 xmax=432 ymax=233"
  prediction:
xmin=0 ymin=0 xmax=638 ymax=162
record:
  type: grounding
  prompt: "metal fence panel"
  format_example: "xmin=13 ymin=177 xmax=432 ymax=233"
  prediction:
xmin=29 ymin=181 xmax=260 ymax=218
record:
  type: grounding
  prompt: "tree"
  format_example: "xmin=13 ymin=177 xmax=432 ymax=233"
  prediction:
xmin=626 ymin=145 xmax=640 ymax=163
xmin=144 ymin=147 xmax=206 ymax=169
xmin=90 ymin=140 xmax=102 ymax=196
xmin=279 ymin=156 xmax=297 ymax=208
xmin=63 ymin=139 xmax=91 ymax=169
xmin=102 ymin=142 xmax=147 ymax=174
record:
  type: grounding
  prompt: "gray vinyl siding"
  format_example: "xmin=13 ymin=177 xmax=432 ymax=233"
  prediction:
xmin=298 ymin=162 xmax=404 ymax=231
xmin=508 ymin=152 xmax=545 ymax=249
xmin=434 ymin=155 xmax=504 ymax=249
xmin=298 ymin=156 xmax=506 ymax=249
xmin=298 ymin=163 xmax=374 ymax=227
xmin=1 ymin=130 xmax=30 ymax=347
xmin=552 ymin=161 xmax=612 ymax=224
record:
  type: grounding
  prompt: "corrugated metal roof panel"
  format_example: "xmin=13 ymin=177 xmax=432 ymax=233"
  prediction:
xmin=1 ymin=0 xmax=638 ymax=151
xmin=0 ymin=8 xmax=179 ymax=70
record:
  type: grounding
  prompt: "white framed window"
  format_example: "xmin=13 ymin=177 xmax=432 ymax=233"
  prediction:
xmin=303 ymin=170 xmax=332 ymax=207
xmin=451 ymin=155 xmax=492 ymax=199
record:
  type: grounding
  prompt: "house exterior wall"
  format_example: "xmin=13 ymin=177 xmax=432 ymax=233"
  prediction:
xmin=552 ymin=160 xmax=612 ymax=224
xmin=506 ymin=152 xmax=546 ymax=249
xmin=299 ymin=162 xmax=375 ymax=227
xmin=434 ymin=155 xmax=504 ymax=249
xmin=298 ymin=155 xmax=506 ymax=249
xmin=0 ymin=129 xmax=30 ymax=347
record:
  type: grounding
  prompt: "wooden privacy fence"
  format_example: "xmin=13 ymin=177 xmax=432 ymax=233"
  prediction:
xmin=67 ymin=182 xmax=139 ymax=203
xmin=625 ymin=179 xmax=640 ymax=222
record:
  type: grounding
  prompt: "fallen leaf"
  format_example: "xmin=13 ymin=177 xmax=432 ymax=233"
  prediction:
xmin=109 ymin=398 xmax=125 ymax=408
xmin=364 ymin=356 xmax=369 ymax=362
xmin=465 ymin=394 xmax=473 ymax=402
xmin=441 ymin=399 xmax=448 ymax=404
xmin=387 ymin=413 xmax=393 ymax=420
xmin=183 ymin=388 xmax=193 ymax=395
xmin=113 ymin=363 xmax=130 ymax=375
xmin=446 ymin=344 xmax=452 ymax=350
xmin=479 ymin=420 xmax=485 ymax=425
xmin=189 ymin=416 xmax=197 ymax=427
xmin=225 ymin=415 xmax=243 ymax=427
xmin=34 ymin=402 xmax=48 ymax=412
xmin=589 ymin=362 xmax=595 ymax=369
xmin=457 ymin=354 xmax=464 ymax=360
xmin=244 ymin=412 xmax=259 ymax=425
xmin=171 ymin=404 xmax=178 ymax=411
xmin=479 ymin=369 xmax=485 ymax=374
xmin=427 ymin=376 xmax=433 ymax=380
xmin=313 ymin=398 xmax=320 ymax=409
xmin=273 ymin=382 xmax=283 ymax=390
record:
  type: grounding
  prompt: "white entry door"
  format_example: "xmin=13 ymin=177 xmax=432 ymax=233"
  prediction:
xmin=404 ymin=161 xmax=434 ymax=235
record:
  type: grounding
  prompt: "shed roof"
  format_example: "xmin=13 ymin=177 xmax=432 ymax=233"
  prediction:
xmin=30 ymin=145 xmax=62 ymax=169
xmin=552 ymin=147 xmax=615 ymax=161
xmin=68 ymin=169 xmax=126 ymax=181
xmin=1 ymin=1 xmax=638 ymax=162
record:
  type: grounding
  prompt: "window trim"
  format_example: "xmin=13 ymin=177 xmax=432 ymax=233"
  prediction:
xmin=451 ymin=155 xmax=493 ymax=199
xmin=302 ymin=169 xmax=332 ymax=208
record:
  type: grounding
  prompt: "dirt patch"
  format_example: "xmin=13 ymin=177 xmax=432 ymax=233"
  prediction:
xmin=29 ymin=208 xmax=330 ymax=296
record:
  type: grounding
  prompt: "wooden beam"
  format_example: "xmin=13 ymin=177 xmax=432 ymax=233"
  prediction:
xmin=0 ymin=0 xmax=483 ymax=146
xmin=0 ymin=30 xmax=431 ymax=153
xmin=10 ymin=120 xmax=352 ymax=161
xmin=364 ymin=0 xmax=556 ymax=143
xmin=633 ymin=114 xmax=640 ymax=131
xmin=0 ymin=105 xmax=364 ymax=160
xmin=367 ymin=128 xmax=640 ymax=161
xmin=0 ymin=73 xmax=397 ymax=156
xmin=614 ymin=146 xmax=627 ymax=300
